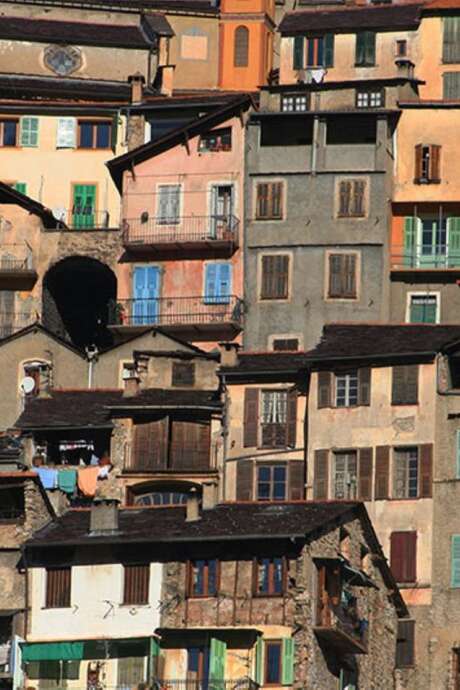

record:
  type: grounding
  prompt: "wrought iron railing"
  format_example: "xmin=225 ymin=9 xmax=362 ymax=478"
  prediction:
xmin=121 ymin=216 xmax=239 ymax=246
xmin=154 ymin=679 xmax=259 ymax=690
xmin=0 ymin=243 xmax=34 ymax=271
xmin=0 ymin=312 xmax=34 ymax=339
xmin=108 ymin=296 xmax=243 ymax=328
xmin=391 ymin=245 xmax=460 ymax=269
xmin=52 ymin=209 xmax=113 ymax=230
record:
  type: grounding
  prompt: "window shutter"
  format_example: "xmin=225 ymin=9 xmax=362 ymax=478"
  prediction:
xmin=344 ymin=254 xmax=357 ymax=297
xmin=277 ymin=255 xmax=289 ymax=298
xmin=289 ymin=461 xmax=304 ymax=500
xmin=392 ymin=365 xmax=419 ymax=405
xmin=396 ymin=620 xmax=415 ymax=668
xmin=314 ymin=449 xmax=329 ymax=499
xmin=256 ymin=183 xmax=268 ymax=219
xmin=56 ymin=117 xmax=76 ymax=148
xmin=271 ymin=182 xmax=283 ymax=219
xmin=452 ymin=535 xmax=460 ymax=587
xmin=20 ymin=117 xmax=39 ymax=147
xmin=430 ymin=144 xmax=441 ymax=181
xmin=414 ymin=144 xmax=423 ymax=181
xmin=317 ymin=371 xmax=332 ymax=408
xmin=205 ymin=264 xmax=217 ymax=301
xmin=358 ymin=448 xmax=373 ymax=500
xmin=254 ymin=637 xmax=264 ymax=685
xmin=403 ymin=216 xmax=417 ymax=267
xmin=324 ymin=33 xmax=334 ymax=67
xmin=111 ymin=114 xmax=118 ymax=152
xmin=234 ymin=26 xmax=249 ymax=67
xmin=293 ymin=36 xmax=304 ymax=69
xmin=358 ymin=367 xmax=371 ymax=406
xmin=443 ymin=17 xmax=460 ymax=62
xmin=13 ymin=182 xmax=27 ymax=195
xmin=209 ymin=638 xmax=226 ymax=683
xmin=390 ymin=531 xmax=417 ymax=583
xmin=286 ymin=390 xmax=297 ymax=447
xmin=352 ymin=180 xmax=366 ymax=216
xmin=365 ymin=31 xmax=376 ymax=64
xmin=217 ymin=263 xmax=232 ymax=303
xmin=356 ymin=32 xmax=366 ymax=65
xmin=281 ymin=639 xmax=294 ymax=685
xmin=132 ymin=419 xmax=167 ymax=471
xmin=456 ymin=430 xmax=460 ymax=479
xmin=236 ymin=459 xmax=254 ymax=501
xmin=375 ymin=445 xmax=390 ymax=499
xmin=123 ymin=564 xmax=150 ymax=605
xmin=261 ymin=255 xmax=273 ymax=298
xmin=171 ymin=420 xmax=210 ymax=470
xmin=448 ymin=218 xmax=460 ymax=267
xmin=339 ymin=181 xmax=351 ymax=216
xmin=419 ymin=443 xmax=433 ymax=498
xmin=243 ymin=388 xmax=259 ymax=447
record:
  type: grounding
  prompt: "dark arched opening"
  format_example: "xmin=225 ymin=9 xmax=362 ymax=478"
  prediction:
xmin=42 ymin=256 xmax=116 ymax=349
xmin=127 ymin=480 xmax=201 ymax=506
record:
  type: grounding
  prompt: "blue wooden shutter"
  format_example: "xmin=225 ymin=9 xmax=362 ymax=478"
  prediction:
xmin=452 ymin=535 xmax=460 ymax=587
xmin=293 ymin=36 xmax=304 ymax=69
xmin=209 ymin=638 xmax=226 ymax=686
xmin=324 ymin=34 xmax=334 ymax=67
xmin=281 ymin=638 xmax=294 ymax=685
xmin=448 ymin=217 xmax=460 ymax=267
xmin=217 ymin=264 xmax=232 ymax=304
xmin=205 ymin=264 xmax=217 ymax=303
xmin=133 ymin=266 xmax=146 ymax=325
xmin=404 ymin=217 xmax=417 ymax=267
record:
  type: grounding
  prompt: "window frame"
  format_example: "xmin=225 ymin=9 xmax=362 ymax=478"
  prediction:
xmin=333 ymin=450 xmax=358 ymax=499
xmin=264 ymin=640 xmax=282 ymax=685
xmin=198 ymin=127 xmax=232 ymax=153
xmin=334 ymin=371 xmax=359 ymax=408
xmin=260 ymin=389 xmax=289 ymax=449
xmin=255 ymin=181 xmax=284 ymax=221
xmin=187 ymin=559 xmax=219 ymax=598
xmin=393 ymin=447 xmax=419 ymax=499
xmin=256 ymin=463 xmax=288 ymax=500
xmin=172 ymin=361 xmax=195 ymax=387
xmin=77 ymin=120 xmax=112 ymax=150
xmin=234 ymin=25 xmax=249 ymax=67
xmin=336 ymin=178 xmax=367 ymax=219
xmin=414 ymin=143 xmax=441 ymax=184
xmin=253 ymin=557 xmax=287 ymax=597
xmin=406 ymin=291 xmax=440 ymax=324
xmin=326 ymin=251 xmax=359 ymax=301
xmin=355 ymin=30 xmax=376 ymax=67
xmin=259 ymin=254 xmax=290 ymax=301
xmin=281 ymin=94 xmax=309 ymax=112
xmin=156 ymin=183 xmax=182 ymax=225
xmin=122 ymin=564 xmax=150 ymax=605
xmin=356 ymin=89 xmax=384 ymax=109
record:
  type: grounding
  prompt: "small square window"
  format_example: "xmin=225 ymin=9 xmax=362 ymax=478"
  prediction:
xmin=198 ymin=127 xmax=232 ymax=152
xmin=281 ymin=95 xmax=308 ymax=112
xmin=356 ymin=89 xmax=384 ymax=109
xmin=257 ymin=464 xmax=287 ymax=500
xmin=172 ymin=361 xmax=195 ymax=386
xmin=335 ymin=372 xmax=358 ymax=407
xmin=396 ymin=40 xmax=407 ymax=57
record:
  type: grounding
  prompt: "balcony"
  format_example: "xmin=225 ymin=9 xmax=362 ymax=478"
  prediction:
xmin=391 ymin=245 xmax=460 ymax=278
xmin=0 ymin=244 xmax=37 ymax=289
xmin=108 ymin=295 xmax=243 ymax=341
xmin=314 ymin=609 xmax=368 ymax=655
xmin=0 ymin=312 xmax=34 ymax=339
xmin=121 ymin=216 xmax=239 ymax=258
xmin=52 ymin=209 xmax=118 ymax=232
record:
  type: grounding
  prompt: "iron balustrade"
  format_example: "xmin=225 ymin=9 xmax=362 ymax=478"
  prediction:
xmin=0 ymin=243 xmax=34 ymax=271
xmin=153 ymin=680 xmax=259 ymax=690
xmin=121 ymin=215 xmax=239 ymax=246
xmin=391 ymin=245 xmax=460 ymax=269
xmin=108 ymin=296 xmax=243 ymax=328
xmin=52 ymin=209 xmax=113 ymax=230
xmin=0 ymin=312 xmax=34 ymax=339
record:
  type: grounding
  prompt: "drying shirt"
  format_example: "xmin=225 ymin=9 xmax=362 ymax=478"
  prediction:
xmin=36 ymin=467 xmax=57 ymax=490
xmin=77 ymin=466 xmax=100 ymax=497
xmin=57 ymin=469 xmax=77 ymax=494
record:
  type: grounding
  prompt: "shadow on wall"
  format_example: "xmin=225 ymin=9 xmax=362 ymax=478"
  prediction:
xmin=42 ymin=256 xmax=117 ymax=349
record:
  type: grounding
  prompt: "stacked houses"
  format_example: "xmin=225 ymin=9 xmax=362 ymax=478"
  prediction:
xmin=2 ymin=0 xmax=460 ymax=688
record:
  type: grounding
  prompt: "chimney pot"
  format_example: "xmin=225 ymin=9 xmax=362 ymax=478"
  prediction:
xmin=185 ymin=488 xmax=201 ymax=522
xmin=123 ymin=375 xmax=140 ymax=398
xmin=128 ymin=72 xmax=145 ymax=104
xmin=89 ymin=498 xmax=120 ymax=535
xmin=218 ymin=342 xmax=240 ymax=368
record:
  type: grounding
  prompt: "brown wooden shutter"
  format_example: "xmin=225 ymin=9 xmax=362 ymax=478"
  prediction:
xmin=132 ymin=419 xmax=167 ymax=471
xmin=271 ymin=182 xmax=283 ymax=219
xmin=358 ymin=447 xmax=373 ymax=500
xmin=390 ymin=531 xmax=417 ymax=583
xmin=286 ymin=389 xmax=297 ymax=447
xmin=358 ymin=367 xmax=371 ymax=406
xmin=123 ymin=564 xmax=150 ymax=605
xmin=419 ymin=443 xmax=433 ymax=498
xmin=277 ymin=255 xmax=289 ymax=298
xmin=392 ymin=365 xmax=419 ymax=405
xmin=344 ymin=254 xmax=357 ymax=297
xmin=339 ymin=181 xmax=351 ymax=216
xmin=430 ymin=144 xmax=441 ymax=182
xmin=172 ymin=361 xmax=195 ymax=386
xmin=314 ymin=449 xmax=329 ymax=499
xmin=236 ymin=459 xmax=254 ymax=500
xmin=414 ymin=144 xmax=423 ymax=182
xmin=261 ymin=255 xmax=273 ymax=298
xmin=352 ymin=180 xmax=365 ymax=216
xmin=243 ymin=388 xmax=259 ymax=447
xmin=317 ymin=371 xmax=332 ymax=408
xmin=170 ymin=420 xmax=210 ymax=470
xmin=289 ymin=461 xmax=304 ymax=500
xmin=375 ymin=445 xmax=390 ymax=499
xmin=46 ymin=567 xmax=71 ymax=608
xmin=396 ymin=620 xmax=415 ymax=668
xmin=257 ymin=183 xmax=268 ymax=219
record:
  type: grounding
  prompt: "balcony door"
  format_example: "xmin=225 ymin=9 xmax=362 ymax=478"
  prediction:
xmin=72 ymin=184 xmax=96 ymax=229
xmin=132 ymin=266 xmax=160 ymax=325
xmin=187 ymin=638 xmax=226 ymax=690
xmin=210 ymin=185 xmax=233 ymax=238
xmin=419 ymin=217 xmax=447 ymax=268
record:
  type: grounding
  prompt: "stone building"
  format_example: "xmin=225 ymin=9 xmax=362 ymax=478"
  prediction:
xmin=22 ymin=499 xmax=408 ymax=690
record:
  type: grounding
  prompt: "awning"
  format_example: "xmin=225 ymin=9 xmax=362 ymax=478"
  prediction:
xmin=21 ymin=637 xmax=157 ymax=663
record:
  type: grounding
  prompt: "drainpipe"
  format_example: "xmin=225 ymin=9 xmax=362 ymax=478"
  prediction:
xmin=221 ymin=373 xmax=229 ymax=502
xmin=85 ymin=346 xmax=99 ymax=389
xmin=21 ymin=545 xmax=29 ymax=640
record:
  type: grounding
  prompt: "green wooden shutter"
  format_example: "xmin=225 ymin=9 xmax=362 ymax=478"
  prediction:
xmin=13 ymin=182 xmax=27 ymax=195
xmin=452 ymin=535 xmax=460 ymax=587
xmin=448 ymin=217 xmax=460 ymax=267
xmin=324 ymin=33 xmax=334 ymax=67
xmin=209 ymin=638 xmax=226 ymax=688
xmin=281 ymin=638 xmax=294 ymax=685
xmin=404 ymin=217 xmax=417 ymax=267
xmin=254 ymin=637 xmax=264 ymax=685
xmin=365 ymin=31 xmax=376 ymax=65
xmin=72 ymin=184 xmax=96 ymax=229
xmin=20 ymin=117 xmax=39 ymax=147
xmin=356 ymin=32 xmax=365 ymax=65
xmin=293 ymin=36 xmax=304 ymax=70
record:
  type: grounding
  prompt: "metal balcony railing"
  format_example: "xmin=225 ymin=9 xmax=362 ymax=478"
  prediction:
xmin=391 ymin=245 xmax=460 ymax=269
xmin=0 ymin=312 xmax=34 ymax=339
xmin=121 ymin=215 xmax=239 ymax=247
xmin=108 ymin=296 xmax=243 ymax=328
xmin=52 ymin=209 xmax=113 ymax=230
xmin=0 ymin=243 xmax=34 ymax=271
xmin=154 ymin=679 xmax=259 ymax=690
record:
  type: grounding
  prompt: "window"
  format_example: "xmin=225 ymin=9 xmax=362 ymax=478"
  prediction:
xmin=187 ymin=646 xmax=210 ymax=679
xmin=272 ymin=338 xmax=299 ymax=351
xmin=157 ymin=184 xmax=181 ymax=224
xmin=443 ymin=17 xmax=460 ymax=63
xmin=56 ymin=117 xmax=76 ymax=148
xmin=328 ymin=253 xmax=357 ymax=299
xmin=188 ymin=560 xmax=218 ymax=597
xmin=130 ymin=418 xmax=211 ymax=472
xmin=45 ymin=567 xmax=71 ymax=608
xmin=256 ymin=182 xmax=283 ymax=220
xmin=254 ymin=558 xmax=285 ymax=595
xmin=393 ymin=448 xmax=418 ymax=498
xmin=262 ymin=640 xmax=294 ymax=686
xmin=22 ymin=360 xmax=51 ymax=397
xmin=338 ymin=179 xmax=366 ymax=218
xmin=453 ymin=649 xmax=460 ymax=690
xmin=396 ymin=39 xmax=407 ymax=57
xmin=414 ymin=144 xmax=441 ymax=183
xmin=296 ymin=35 xmax=334 ymax=68
xmin=72 ymin=184 xmax=96 ymax=229
xmin=0 ymin=120 xmax=18 ymax=147
xmin=257 ymin=464 xmax=287 ymax=500
xmin=260 ymin=255 xmax=289 ymax=300
xmin=133 ymin=490 xmax=189 ymax=506
xmin=327 ymin=115 xmax=376 ymax=144
xmin=260 ymin=118 xmax=313 ymax=146
xmin=198 ymin=127 xmax=231 ymax=152
xmin=293 ymin=36 xmax=304 ymax=69
xmin=265 ymin=641 xmax=282 ymax=684
xmin=318 ymin=369 xmax=370 ymax=408
xmin=335 ymin=372 xmax=358 ymax=407
xmin=444 ymin=72 xmax=460 ymax=99
xmin=0 ymin=486 xmax=24 ymax=521
xmin=123 ymin=564 xmax=150 ymax=605
xmin=204 ymin=263 xmax=232 ymax=304
xmin=390 ymin=532 xmax=417 ymax=582
xmin=243 ymin=388 xmax=297 ymax=450
xmin=13 ymin=182 xmax=27 ymax=194
xmin=452 ymin=535 xmax=460 ymax=587
xmin=356 ymin=31 xmax=376 ymax=66
xmin=281 ymin=94 xmax=308 ymax=112
xmin=234 ymin=26 xmax=249 ymax=67
xmin=78 ymin=121 xmax=111 ymax=149
xmin=392 ymin=365 xmax=419 ymax=405
xmin=408 ymin=294 xmax=439 ymax=324
xmin=172 ymin=361 xmax=195 ymax=386
xmin=44 ymin=44 xmax=81 ymax=76
xmin=334 ymin=452 xmax=357 ymax=499
xmin=356 ymin=89 xmax=384 ymax=108
xmin=261 ymin=391 xmax=289 ymax=448
xmin=20 ymin=117 xmax=39 ymax=147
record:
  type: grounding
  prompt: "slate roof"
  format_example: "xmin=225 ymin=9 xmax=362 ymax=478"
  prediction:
xmin=14 ymin=0 xmax=218 ymax=13
xmin=0 ymin=73 xmax=132 ymax=103
xmin=279 ymin=3 xmax=422 ymax=34
xmin=14 ymin=388 xmax=221 ymax=429
xmin=220 ymin=351 xmax=312 ymax=376
xmin=307 ymin=323 xmax=460 ymax=361
xmin=0 ymin=16 xmax=157 ymax=48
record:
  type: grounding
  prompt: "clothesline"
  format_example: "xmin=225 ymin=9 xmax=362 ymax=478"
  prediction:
xmin=34 ymin=465 xmax=112 ymax=497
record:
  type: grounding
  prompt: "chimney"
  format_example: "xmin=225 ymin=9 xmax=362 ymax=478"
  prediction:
xmin=128 ymin=72 xmax=145 ymax=104
xmin=185 ymin=488 xmax=201 ymax=522
xmin=160 ymin=65 xmax=175 ymax=97
xmin=219 ymin=342 xmax=240 ymax=368
xmin=89 ymin=498 xmax=120 ymax=535
xmin=202 ymin=481 xmax=218 ymax=511
xmin=123 ymin=375 xmax=140 ymax=398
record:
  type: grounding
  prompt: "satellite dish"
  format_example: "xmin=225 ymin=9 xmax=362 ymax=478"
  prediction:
xmin=20 ymin=376 xmax=36 ymax=394
xmin=52 ymin=207 xmax=66 ymax=222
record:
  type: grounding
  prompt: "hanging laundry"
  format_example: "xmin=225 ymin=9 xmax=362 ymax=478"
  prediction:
xmin=36 ymin=467 xmax=57 ymax=490
xmin=97 ymin=466 xmax=111 ymax=480
xmin=77 ymin=466 xmax=100 ymax=497
xmin=57 ymin=469 xmax=77 ymax=495
xmin=90 ymin=454 xmax=100 ymax=466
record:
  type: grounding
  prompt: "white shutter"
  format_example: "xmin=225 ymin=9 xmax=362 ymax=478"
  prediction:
xmin=56 ymin=118 xmax=76 ymax=148
xmin=20 ymin=117 xmax=39 ymax=147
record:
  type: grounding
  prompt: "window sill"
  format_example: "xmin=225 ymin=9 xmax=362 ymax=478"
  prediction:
xmin=41 ymin=606 xmax=71 ymax=610
xmin=120 ymin=603 xmax=151 ymax=608
xmin=186 ymin=594 xmax=218 ymax=600
xmin=354 ymin=63 xmax=376 ymax=68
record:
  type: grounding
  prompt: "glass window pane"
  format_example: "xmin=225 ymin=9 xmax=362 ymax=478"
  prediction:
xmin=266 ymin=643 xmax=281 ymax=684
xmin=207 ymin=560 xmax=217 ymax=594
xmin=273 ymin=559 xmax=283 ymax=593
xmin=193 ymin=561 xmax=205 ymax=595
xmin=3 ymin=121 xmax=17 ymax=146
xmin=273 ymin=466 xmax=286 ymax=482
xmin=96 ymin=122 xmax=110 ymax=148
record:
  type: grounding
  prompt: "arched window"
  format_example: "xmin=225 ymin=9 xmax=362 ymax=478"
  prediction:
xmin=128 ymin=481 xmax=201 ymax=507
xmin=234 ymin=26 xmax=249 ymax=67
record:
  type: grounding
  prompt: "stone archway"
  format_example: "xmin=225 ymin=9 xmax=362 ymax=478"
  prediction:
xmin=42 ymin=256 xmax=117 ymax=349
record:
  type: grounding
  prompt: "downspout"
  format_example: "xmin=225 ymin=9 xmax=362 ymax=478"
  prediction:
xmin=303 ymin=376 xmax=309 ymax=499
xmin=86 ymin=347 xmax=99 ymax=389
xmin=21 ymin=544 xmax=29 ymax=640
xmin=221 ymin=373 xmax=229 ymax=502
